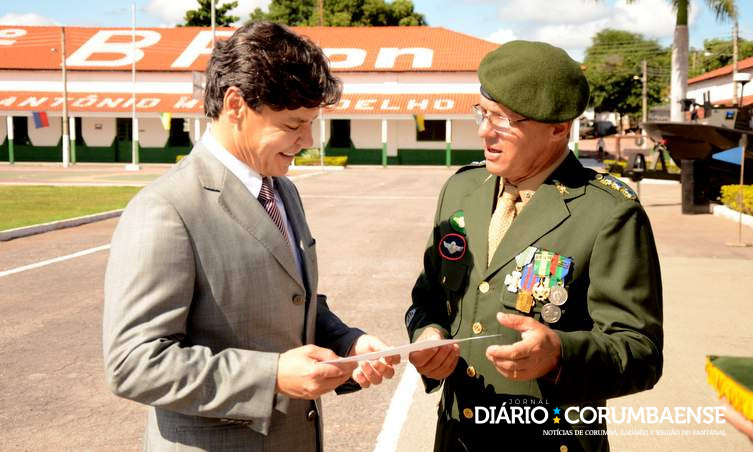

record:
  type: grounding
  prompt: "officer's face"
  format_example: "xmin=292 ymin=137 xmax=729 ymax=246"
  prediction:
xmin=477 ymin=96 xmax=568 ymax=183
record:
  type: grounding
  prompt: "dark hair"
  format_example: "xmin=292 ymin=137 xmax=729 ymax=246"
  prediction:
xmin=203 ymin=22 xmax=342 ymax=119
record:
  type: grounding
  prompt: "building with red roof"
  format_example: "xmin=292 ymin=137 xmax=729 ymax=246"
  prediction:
xmin=0 ymin=25 xmax=497 ymax=165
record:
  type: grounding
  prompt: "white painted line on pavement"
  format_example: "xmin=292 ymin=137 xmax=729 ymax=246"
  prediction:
xmin=0 ymin=244 xmax=111 ymax=278
xmin=373 ymin=363 xmax=420 ymax=452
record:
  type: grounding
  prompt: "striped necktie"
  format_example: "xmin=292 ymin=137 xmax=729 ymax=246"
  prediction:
xmin=258 ymin=177 xmax=289 ymax=242
xmin=488 ymin=183 xmax=519 ymax=265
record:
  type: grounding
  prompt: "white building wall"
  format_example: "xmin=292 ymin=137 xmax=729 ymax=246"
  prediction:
xmin=350 ymin=119 xmax=381 ymax=148
xmin=396 ymin=119 xmax=442 ymax=149
xmin=687 ymin=68 xmax=753 ymax=104
xmin=452 ymin=120 xmax=482 ymax=149
xmin=82 ymin=117 xmax=116 ymax=147
xmin=28 ymin=114 xmax=61 ymax=146
xmin=139 ymin=117 xmax=169 ymax=148
xmin=0 ymin=116 xmax=6 ymax=142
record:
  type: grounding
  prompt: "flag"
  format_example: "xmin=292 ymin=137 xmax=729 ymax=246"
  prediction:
xmin=32 ymin=111 xmax=49 ymax=128
xmin=414 ymin=114 xmax=425 ymax=132
xmin=160 ymin=112 xmax=172 ymax=131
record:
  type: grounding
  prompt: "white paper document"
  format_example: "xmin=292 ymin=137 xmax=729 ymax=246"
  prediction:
xmin=323 ymin=334 xmax=504 ymax=364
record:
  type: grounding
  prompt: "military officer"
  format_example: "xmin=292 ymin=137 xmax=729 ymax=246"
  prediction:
xmin=406 ymin=40 xmax=663 ymax=451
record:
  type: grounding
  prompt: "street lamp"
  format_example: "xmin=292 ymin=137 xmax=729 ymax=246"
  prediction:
xmin=726 ymin=71 xmax=751 ymax=247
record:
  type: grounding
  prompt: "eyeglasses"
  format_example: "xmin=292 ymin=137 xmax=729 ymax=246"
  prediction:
xmin=472 ymin=104 xmax=529 ymax=130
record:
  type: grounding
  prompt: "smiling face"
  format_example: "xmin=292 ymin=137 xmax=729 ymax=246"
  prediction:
xmin=214 ymin=87 xmax=318 ymax=177
xmin=477 ymin=95 xmax=571 ymax=183
xmin=236 ymin=105 xmax=318 ymax=177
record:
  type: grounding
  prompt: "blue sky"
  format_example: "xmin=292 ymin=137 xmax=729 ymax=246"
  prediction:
xmin=1 ymin=0 xmax=751 ymax=60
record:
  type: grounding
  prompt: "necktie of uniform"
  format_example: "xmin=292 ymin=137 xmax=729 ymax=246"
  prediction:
xmin=258 ymin=177 xmax=289 ymax=242
xmin=488 ymin=183 xmax=519 ymax=265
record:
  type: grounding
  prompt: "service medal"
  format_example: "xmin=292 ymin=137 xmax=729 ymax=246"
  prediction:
xmin=515 ymin=292 xmax=534 ymax=314
xmin=541 ymin=303 xmax=562 ymax=323
xmin=504 ymin=270 xmax=521 ymax=293
xmin=514 ymin=246 xmax=537 ymax=268
xmin=549 ymin=285 xmax=568 ymax=306
xmin=532 ymin=277 xmax=550 ymax=301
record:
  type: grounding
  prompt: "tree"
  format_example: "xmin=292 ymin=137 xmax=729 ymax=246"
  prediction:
xmin=249 ymin=0 xmax=427 ymax=26
xmin=604 ymin=0 xmax=738 ymax=121
xmin=181 ymin=0 xmax=239 ymax=27
xmin=689 ymin=37 xmax=753 ymax=77
xmin=584 ymin=29 xmax=668 ymax=116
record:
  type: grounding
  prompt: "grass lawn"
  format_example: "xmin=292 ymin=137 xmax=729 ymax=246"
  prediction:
xmin=0 ymin=186 xmax=142 ymax=231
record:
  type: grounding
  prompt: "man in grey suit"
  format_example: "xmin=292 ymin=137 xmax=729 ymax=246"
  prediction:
xmin=103 ymin=22 xmax=397 ymax=451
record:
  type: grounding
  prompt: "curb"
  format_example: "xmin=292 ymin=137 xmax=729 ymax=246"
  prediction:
xmin=711 ymin=203 xmax=753 ymax=228
xmin=0 ymin=209 xmax=123 ymax=241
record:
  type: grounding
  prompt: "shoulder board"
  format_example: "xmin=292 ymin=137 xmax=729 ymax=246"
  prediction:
xmin=592 ymin=173 xmax=638 ymax=201
xmin=454 ymin=160 xmax=486 ymax=175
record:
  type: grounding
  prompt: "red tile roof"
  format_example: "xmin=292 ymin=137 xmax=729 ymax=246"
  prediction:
xmin=688 ymin=55 xmax=753 ymax=84
xmin=0 ymin=25 xmax=497 ymax=73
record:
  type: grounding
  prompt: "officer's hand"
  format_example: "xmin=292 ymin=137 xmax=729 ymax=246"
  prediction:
xmin=276 ymin=345 xmax=357 ymax=399
xmin=348 ymin=335 xmax=400 ymax=388
xmin=486 ymin=313 xmax=561 ymax=381
xmin=408 ymin=327 xmax=459 ymax=380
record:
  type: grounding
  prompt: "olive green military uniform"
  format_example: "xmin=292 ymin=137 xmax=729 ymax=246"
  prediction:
xmin=405 ymin=153 xmax=663 ymax=451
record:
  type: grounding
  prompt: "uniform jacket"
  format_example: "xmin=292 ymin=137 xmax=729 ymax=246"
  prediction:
xmin=103 ymin=143 xmax=361 ymax=451
xmin=406 ymin=153 xmax=663 ymax=452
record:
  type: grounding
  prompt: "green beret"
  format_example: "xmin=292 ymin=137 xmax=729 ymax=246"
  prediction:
xmin=478 ymin=40 xmax=590 ymax=123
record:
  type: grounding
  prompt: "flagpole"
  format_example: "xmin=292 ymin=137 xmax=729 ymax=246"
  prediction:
xmin=61 ymin=26 xmax=70 ymax=168
xmin=127 ymin=2 xmax=140 ymax=171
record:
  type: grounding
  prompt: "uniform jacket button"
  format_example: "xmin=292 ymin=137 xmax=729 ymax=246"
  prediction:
xmin=292 ymin=294 xmax=305 ymax=305
xmin=472 ymin=322 xmax=483 ymax=335
xmin=478 ymin=281 xmax=490 ymax=293
xmin=466 ymin=366 xmax=477 ymax=378
xmin=463 ymin=408 xmax=474 ymax=419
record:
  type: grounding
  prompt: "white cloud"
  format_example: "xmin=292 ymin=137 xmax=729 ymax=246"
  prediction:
xmin=497 ymin=0 xmax=610 ymax=25
xmin=229 ymin=0 xmax=272 ymax=20
xmin=145 ymin=0 xmax=270 ymax=25
xmin=485 ymin=28 xmax=517 ymax=45
xmin=0 ymin=13 xmax=59 ymax=26
xmin=532 ymin=21 xmax=610 ymax=60
xmin=611 ymin=0 xmax=677 ymax=39
xmin=492 ymin=0 xmax=706 ymax=61
xmin=146 ymin=0 xmax=199 ymax=25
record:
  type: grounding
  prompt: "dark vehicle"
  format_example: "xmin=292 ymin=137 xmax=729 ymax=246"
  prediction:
xmin=579 ymin=119 xmax=617 ymax=139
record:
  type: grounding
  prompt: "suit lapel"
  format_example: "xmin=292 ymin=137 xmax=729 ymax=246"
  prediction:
xmin=485 ymin=152 xmax=586 ymax=278
xmin=461 ymin=173 xmax=497 ymax=275
xmin=193 ymin=145 xmax=305 ymax=290
xmin=275 ymin=177 xmax=314 ymax=294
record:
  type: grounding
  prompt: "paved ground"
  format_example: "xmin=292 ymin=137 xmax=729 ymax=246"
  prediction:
xmin=1 ymin=164 xmax=752 ymax=451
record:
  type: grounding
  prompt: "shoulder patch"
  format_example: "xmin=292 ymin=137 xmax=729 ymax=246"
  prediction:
xmin=593 ymin=173 xmax=638 ymax=201
xmin=454 ymin=160 xmax=486 ymax=175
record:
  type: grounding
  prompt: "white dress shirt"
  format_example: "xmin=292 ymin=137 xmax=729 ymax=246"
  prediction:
xmin=202 ymin=128 xmax=303 ymax=279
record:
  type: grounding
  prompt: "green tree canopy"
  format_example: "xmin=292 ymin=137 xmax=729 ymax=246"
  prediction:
xmin=181 ymin=0 xmax=239 ymax=27
xmin=249 ymin=0 xmax=427 ymax=26
xmin=689 ymin=37 xmax=753 ymax=77
xmin=583 ymin=29 xmax=670 ymax=115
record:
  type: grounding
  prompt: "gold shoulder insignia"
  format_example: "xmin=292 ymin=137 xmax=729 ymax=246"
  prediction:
xmin=594 ymin=173 xmax=637 ymax=200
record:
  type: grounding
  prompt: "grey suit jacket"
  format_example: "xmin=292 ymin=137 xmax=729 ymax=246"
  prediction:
xmin=103 ymin=143 xmax=362 ymax=451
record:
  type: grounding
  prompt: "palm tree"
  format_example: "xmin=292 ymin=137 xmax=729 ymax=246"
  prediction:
xmin=617 ymin=0 xmax=737 ymax=121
